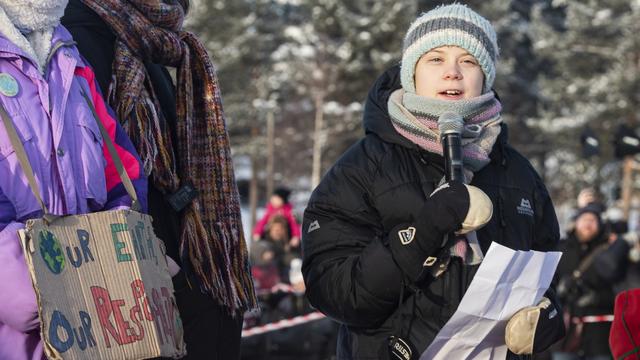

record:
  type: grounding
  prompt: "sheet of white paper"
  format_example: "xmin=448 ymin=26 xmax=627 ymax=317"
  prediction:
xmin=421 ymin=242 xmax=562 ymax=360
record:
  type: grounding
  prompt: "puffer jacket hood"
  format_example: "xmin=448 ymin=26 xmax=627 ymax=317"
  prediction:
xmin=363 ymin=64 xmax=415 ymax=149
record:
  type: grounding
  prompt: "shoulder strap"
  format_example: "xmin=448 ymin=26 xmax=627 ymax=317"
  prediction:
xmin=0 ymin=88 xmax=141 ymax=221
xmin=573 ymin=243 xmax=609 ymax=279
xmin=0 ymin=104 xmax=56 ymax=222
xmin=79 ymin=89 xmax=140 ymax=212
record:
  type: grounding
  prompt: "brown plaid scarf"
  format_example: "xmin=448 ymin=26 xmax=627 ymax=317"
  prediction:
xmin=80 ymin=0 xmax=256 ymax=314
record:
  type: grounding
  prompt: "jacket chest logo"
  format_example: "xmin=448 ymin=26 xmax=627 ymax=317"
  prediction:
xmin=398 ymin=227 xmax=416 ymax=245
xmin=517 ymin=198 xmax=534 ymax=217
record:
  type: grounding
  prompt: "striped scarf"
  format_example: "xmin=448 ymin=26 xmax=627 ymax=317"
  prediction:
xmin=80 ymin=0 xmax=256 ymax=314
xmin=388 ymin=89 xmax=502 ymax=182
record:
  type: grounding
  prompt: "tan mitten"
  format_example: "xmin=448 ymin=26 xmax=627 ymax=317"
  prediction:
xmin=505 ymin=297 xmax=552 ymax=355
xmin=456 ymin=185 xmax=493 ymax=235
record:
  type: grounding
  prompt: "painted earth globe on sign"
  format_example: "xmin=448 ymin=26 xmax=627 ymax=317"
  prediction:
xmin=39 ymin=230 xmax=65 ymax=274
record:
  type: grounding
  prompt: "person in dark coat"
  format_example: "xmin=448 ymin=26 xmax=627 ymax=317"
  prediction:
xmin=554 ymin=205 xmax=615 ymax=360
xmin=592 ymin=208 xmax=640 ymax=293
xmin=601 ymin=235 xmax=640 ymax=292
xmin=61 ymin=1 xmax=256 ymax=359
xmin=301 ymin=4 xmax=565 ymax=360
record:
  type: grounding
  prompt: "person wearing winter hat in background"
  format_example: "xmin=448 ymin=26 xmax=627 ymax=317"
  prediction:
xmin=302 ymin=4 xmax=564 ymax=359
xmin=61 ymin=1 xmax=256 ymax=359
xmin=554 ymin=204 xmax=615 ymax=360
xmin=577 ymin=187 xmax=606 ymax=214
xmin=253 ymin=186 xmax=301 ymax=250
xmin=0 ymin=1 xmax=147 ymax=359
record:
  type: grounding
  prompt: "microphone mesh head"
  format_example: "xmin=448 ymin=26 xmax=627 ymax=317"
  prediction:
xmin=438 ymin=112 xmax=464 ymax=136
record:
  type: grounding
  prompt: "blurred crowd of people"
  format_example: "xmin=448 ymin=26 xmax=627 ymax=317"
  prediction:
xmin=242 ymin=187 xmax=338 ymax=360
xmin=551 ymin=188 xmax=640 ymax=360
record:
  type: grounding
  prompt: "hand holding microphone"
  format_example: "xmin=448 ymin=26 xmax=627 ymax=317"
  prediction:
xmin=436 ymin=112 xmax=493 ymax=235
xmin=387 ymin=113 xmax=493 ymax=284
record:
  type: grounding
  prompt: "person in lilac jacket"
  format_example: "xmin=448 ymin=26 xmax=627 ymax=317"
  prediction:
xmin=0 ymin=1 xmax=147 ymax=359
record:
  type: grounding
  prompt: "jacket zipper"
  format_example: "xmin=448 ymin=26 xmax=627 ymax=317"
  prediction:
xmin=46 ymin=41 xmax=76 ymax=214
xmin=52 ymin=151 xmax=67 ymax=213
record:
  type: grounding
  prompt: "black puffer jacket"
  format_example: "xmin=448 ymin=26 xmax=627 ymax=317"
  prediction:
xmin=302 ymin=65 xmax=564 ymax=359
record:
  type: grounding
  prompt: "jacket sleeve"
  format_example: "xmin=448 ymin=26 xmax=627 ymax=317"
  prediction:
xmin=302 ymin=147 xmax=403 ymax=328
xmin=593 ymin=238 xmax=630 ymax=283
xmin=252 ymin=211 xmax=270 ymax=238
xmin=285 ymin=209 xmax=301 ymax=238
xmin=74 ymin=66 xmax=148 ymax=213
xmin=0 ymin=189 xmax=39 ymax=333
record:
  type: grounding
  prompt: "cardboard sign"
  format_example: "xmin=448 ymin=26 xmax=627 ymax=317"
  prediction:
xmin=20 ymin=210 xmax=186 ymax=360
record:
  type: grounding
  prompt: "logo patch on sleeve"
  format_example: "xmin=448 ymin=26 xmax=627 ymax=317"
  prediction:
xmin=423 ymin=256 xmax=437 ymax=267
xmin=398 ymin=227 xmax=416 ymax=245
xmin=308 ymin=220 xmax=320 ymax=233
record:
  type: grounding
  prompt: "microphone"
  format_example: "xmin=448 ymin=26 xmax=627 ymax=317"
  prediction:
xmin=438 ymin=112 xmax=464 ymax=182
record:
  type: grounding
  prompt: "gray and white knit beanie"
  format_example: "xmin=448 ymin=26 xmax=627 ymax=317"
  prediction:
xmin=401 ymin=4 xmax=499 ymax=94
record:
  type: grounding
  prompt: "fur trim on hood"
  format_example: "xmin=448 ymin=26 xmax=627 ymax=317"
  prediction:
xmin=0 ymin=0 xmax=68 ymax=73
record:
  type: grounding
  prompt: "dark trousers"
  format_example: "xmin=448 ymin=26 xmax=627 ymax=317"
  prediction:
xmin=172 ymin=271 xmax=244 ymax=359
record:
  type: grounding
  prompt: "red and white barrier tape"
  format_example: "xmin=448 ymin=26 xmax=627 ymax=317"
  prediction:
xmin=255 ymin=283 xmax=303 ymax=296
xmin=242 ymin=311 xmax=326 ymax=337
xmin=573 ymin=314 xmax=614 ymax=323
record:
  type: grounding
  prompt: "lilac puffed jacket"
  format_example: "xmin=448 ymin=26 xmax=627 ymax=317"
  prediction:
xmin=0 ymin=25 xmax=147 ymax=360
